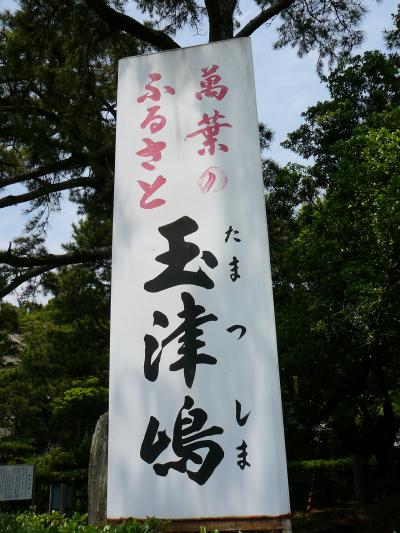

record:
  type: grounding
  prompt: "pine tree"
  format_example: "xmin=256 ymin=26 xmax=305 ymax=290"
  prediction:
xmin=0 ymin=0 xmax=374 ymax=297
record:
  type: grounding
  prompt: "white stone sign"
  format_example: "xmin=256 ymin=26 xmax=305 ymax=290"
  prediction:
xmin=108 ymin=38 xmax=290 ymax=520
xmin=0 ymin=465 xmax=34 ymax=501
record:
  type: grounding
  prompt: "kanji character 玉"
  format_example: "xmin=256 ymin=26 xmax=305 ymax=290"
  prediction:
xmin=144 ymin=216 xmax=218 ymax=293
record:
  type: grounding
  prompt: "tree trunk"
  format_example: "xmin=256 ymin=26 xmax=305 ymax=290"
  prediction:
xmin=205 ymin=0 xmax=237 ymax=41
xmin=88 ymin=412 xmax=108 ymax=525
xmin=351 ymin=453 xmax=366 ymax=506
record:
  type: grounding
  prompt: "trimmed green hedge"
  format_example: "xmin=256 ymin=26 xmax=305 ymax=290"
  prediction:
xmin=288 ymin=458 xmax=354 ymax=510
xmin=287 ymin=457 xmax=391 ymax=510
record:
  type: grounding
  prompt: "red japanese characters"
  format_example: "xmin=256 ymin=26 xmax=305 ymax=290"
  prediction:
xmin=188 ymin=65 xmax=232 ymax=156
xmin=195 ymin=65 xmax=228 ymax=101
xmin=136 ymin=72 xmax=175 ymax=209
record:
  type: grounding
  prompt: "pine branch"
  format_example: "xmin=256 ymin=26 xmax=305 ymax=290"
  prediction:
xmin=0 ymin=177 xmax=97 ymax=209
xmin=0 ymin=246 xmax=111 ymax=269
xmin=102 ymin=100 xmax=117 ymax=119
xmin=0 ymin=246 xmax=111 ymax=298
xmin=0 ymin=266 xmax=54 ymax=299
xmin=0 ymin=147 xmax=113 ymax=189
xmin=0 ymin=103 xmax=59 ymax=121
xmin=235 ymin=0 xmax=297 ymax=38
xmin=83 ymin=0 xmax=181 ymax=51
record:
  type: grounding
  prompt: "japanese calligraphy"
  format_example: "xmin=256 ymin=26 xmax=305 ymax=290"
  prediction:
xmin=137 ymin=176 xmax=166 ymax=209
xmin=236 ymin=440 xmax=250 ymax=470
xmin=109 ymin=38 xmax=291 ymax=516
xmin=144 ymin=292 xmax=218 ymax=388
xmin=225 ymin=226 xmax=241 ymax=243
xmin=186 ymin=110 xmax=232 ymax=156
xmin=195 ymin=65 xmax=228 ymax=101
xmin=144 ymin=216 xmax=218 ymax=293
xmin=137 ymin=72 xmax=175 ymax=103
xmin=136 ymin=138 xmax=166 ymax=171
xmin=140 ymin=106 xmax=166 ymax=134
xmin=140 ymin=396 xmax=224 ymax=485
xmin=229 ymin=256 xmax=240 ymax=282
xmin=235 ymin=400 xmax=251 ymax=427
xmin=198 ymin=166 xmax=228 ymax=193
xmin=226 ymin=324 xmax=246 ymax=339
xmin=136 ymin=72 xmax=175 ymax=209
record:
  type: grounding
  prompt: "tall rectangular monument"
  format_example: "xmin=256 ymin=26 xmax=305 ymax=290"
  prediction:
xmin=108 ymin=38 xmax=290 ymax=525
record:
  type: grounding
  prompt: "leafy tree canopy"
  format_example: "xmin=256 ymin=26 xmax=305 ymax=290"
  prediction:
xmin=0 ymin=0 xmax=379 ymax=298
xmin=269 ymin=51 xmax=400 ymax=469
xmin=1 ymin=0 xmax=399 ymax=499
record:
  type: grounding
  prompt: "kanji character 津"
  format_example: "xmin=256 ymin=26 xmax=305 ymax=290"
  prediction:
xmin=144 ymin=292 xmax=218 ymax=388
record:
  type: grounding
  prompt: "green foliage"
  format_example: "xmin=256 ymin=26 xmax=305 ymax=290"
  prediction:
xmin=138 ymin=0 xmax=368 ymax=70
xmin=135 ymin=0 xmax=207 ymax=36
xmin=0 ymin=438 xmax=35 ymax=461
xmin=0 ymin=302 xmax=19 ymax=332
xmin=283 ymin=50 xmax=400 ymax=187
xmin=0 ymin=513 xmax=166 ymax=533
xmin=52 ymin=378 xmax=108 ymax=421
xmin=0 ymin=278 xmax=109 ymax=508
xmin=0 ymin=302 xmax=22 ymax=363
xmin=0 ymin=1 xmax=399 ymax=514
xmin=0 ymin=0 xmax=381 ymax=298
xmin=272 ymin=0 xmax=366 ymax=72
xmin=286 ymin=457 xmax=390 ymax=510
xmin=271 ymin=52 xmax=400 ymax=468
xmin=0 ymin=0 xmax=134 ymax=297
xmin=386 ymin=3 xmax=400 ymax=49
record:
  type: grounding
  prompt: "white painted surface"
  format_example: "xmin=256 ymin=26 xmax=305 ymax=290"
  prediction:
xmin=108 ymin=38 xmax=289 ymax=519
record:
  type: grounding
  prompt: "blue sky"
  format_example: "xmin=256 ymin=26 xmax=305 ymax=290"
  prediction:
xmin=0 ymin=0 xmax=398 ymax=300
